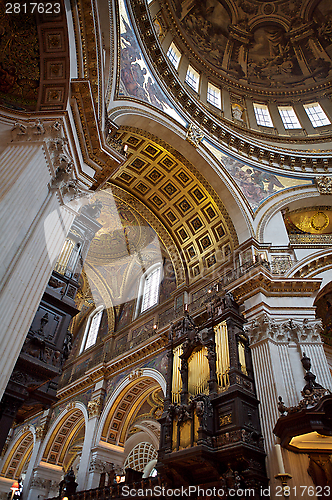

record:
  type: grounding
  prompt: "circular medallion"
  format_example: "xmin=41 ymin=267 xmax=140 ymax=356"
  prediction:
xmin=311 ymin=211 xmax=329 ymax=231
xmin=263 ymin=3 xmax=275 ymax=14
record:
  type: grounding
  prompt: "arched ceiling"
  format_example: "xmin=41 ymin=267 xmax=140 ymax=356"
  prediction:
xmin=111 ymin=127 xmax=238 ymax=280
xmin=74 ymin=128 xmax=239 ymax=324
xmin=162 ymin=0 xmax=332 ymax=95
xmin=102 ymin=377 xmax=160 ymax=446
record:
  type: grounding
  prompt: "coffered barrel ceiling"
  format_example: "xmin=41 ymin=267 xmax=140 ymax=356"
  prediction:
xmin=164 ymin=0 xmax=332 ymax=95
xmin=111 ymin=127 xmax=238 ymax=280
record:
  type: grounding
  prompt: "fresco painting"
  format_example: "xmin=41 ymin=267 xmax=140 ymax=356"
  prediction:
xmin=204 ymin=140 xmax=313 ymax=211
xmin=119 ymin=0 xmax=186 ymax=126
xmin=169 ymin=0 xmax=332 ymax=88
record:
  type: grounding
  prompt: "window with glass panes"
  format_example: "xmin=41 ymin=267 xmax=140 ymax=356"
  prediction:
xmin=253 ymin=103 xmax=274 ymax=127
xmin=84 ymin=309 xmax=103 ymax=351
xmin=185 ymin=66 xmax=200 ymax=92
xmin=207 ymin=83 xmax=221 ymax=109
xmin=278 ymin=106 xmax=301 ymax=129
xmin=141 ymin=267 xmax=161 ymax=313
xmin=304 ymin=103 xmax=331 ymax=127
xmin=167 ymin=42 xmax=181 ymax=70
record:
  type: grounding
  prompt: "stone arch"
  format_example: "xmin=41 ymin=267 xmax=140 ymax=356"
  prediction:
xmin=111 ymin=113 xmax=247 ymax=243
xmin=257 ymin=187 xmax=323 ymax=243
xmin=288 ymin=249 xmax=332 ymax=281
xmin=40 ymin=402 xmax=87 ymax=471
xmin=1 ymin=426 xmax=35 ymax=479
xmin=96 ymin=369 xmax=165 ymax=448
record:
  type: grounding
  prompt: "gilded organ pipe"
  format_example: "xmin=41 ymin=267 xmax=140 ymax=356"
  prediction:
xmin=188 ymin=347 xmax=209 ymax=396
xmin=172 ymin=344 xmax=183 ymax=403
xmin=214 ymin=321 xmax=230 ymax=389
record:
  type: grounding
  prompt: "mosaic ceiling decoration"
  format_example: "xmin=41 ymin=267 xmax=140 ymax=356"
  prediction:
xmin=113 ymin=127 xmax=236 ymax=280
xmin=165 ymin=0 xmax=332 ymax=92
xmin=203 ymin=140 xmax=313 ymax=211
xmin=117 ymin=0 xmax=186 ymax=125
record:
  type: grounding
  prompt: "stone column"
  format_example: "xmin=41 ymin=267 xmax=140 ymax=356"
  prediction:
xmin=76 ymin=380 xmax=119 ymax=491
xmin=86 ymin=445 xmax=124 ymax=490
xmin=0 ymin=118 xmax=84 ymax=400
xmin=26 ymin=463 xmax=63 ymax=500
xmin=245 ymin=312 xmax=332 ymax=498
xmin=22 ymin=411 xmax=51 ymax=500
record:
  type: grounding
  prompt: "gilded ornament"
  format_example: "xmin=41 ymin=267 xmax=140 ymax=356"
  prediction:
xmin=219 ymin=414 xmax=232 ymax=426
xmin=311 ymin=211 xmax=329 ymax=231
xmin=88 ymin=397 xmax=103 ymax=418
xmin=315 ymin=176 xmax=332 ymax=194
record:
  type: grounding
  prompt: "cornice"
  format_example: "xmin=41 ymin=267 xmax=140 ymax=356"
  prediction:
xmin=231 ymin=268 xmax=322 ymax=304
xmin=70 ymin=79 xmax=126 ymax=188
xmin=56 ymin=333 xmax=167 ymax=401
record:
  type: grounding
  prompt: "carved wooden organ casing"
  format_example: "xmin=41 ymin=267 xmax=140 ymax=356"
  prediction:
xmin=158 ymin=292 xmax=268 ymax=494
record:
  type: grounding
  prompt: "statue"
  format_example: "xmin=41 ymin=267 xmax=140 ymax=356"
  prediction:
xmin=59 ymin=468 xmax=78 ymax=497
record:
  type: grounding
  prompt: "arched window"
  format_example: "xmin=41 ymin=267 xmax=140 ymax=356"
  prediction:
xmin=123 ymin=442 xmax=157 ymax=472
xmin=141 ymin=266 xmax=161 ymax=313
xmin=80 ymin=307 xmax=103 ymax=353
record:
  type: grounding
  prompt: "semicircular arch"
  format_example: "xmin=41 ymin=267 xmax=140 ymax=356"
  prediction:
xmin=96 ymin=368 xmax=165 ymax=447
xmin=1 ymin=426 xmax=35 ymax=479
xmin=40 ymin=402 xmax=88 ymax=469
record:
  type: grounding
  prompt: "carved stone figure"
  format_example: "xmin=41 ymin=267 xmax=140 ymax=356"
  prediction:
xmin=88 ymin=397 xmax=103 ymax=418
xmin=186 ymin=123 xmax=204 ymax=147
xmin=315 ymin=176 xmax=332 ymax=194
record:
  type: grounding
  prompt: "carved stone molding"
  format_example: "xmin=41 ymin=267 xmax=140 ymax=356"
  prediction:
xmin=128 ymin=369 xmax=143 ymax=381
xmin=89 ymin=457 xmax=114 ymax=473
xmin=35 ymin=424 xmax=48 ymax=440
xmin=232 ymin=270 xmax=321 ymax=303
xmin=315 ymin=176 xmax=332 ymax=194
xmin=244 ymin=314 xmax=323 ymax=344
xmin=11 ymin=119 xmax=92 ymax=204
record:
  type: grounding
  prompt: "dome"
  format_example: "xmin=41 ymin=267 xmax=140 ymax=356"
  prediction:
xmin=165 ymin=0 xmax=332 ymax=94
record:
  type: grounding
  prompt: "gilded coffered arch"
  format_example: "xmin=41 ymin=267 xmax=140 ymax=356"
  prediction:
xmin=110 ymin=127 xmax=239 ymax=280
xmin=101 ymin=376 xmax=161 ymax=447
xmin=1 ymin=430 xmax=34 ymax=479
xmin=42 ymin=408 xmax=85 ymax=467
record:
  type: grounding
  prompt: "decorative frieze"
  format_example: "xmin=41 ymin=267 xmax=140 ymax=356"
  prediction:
xmin=244 ymin=314 xmax=323 ymax=344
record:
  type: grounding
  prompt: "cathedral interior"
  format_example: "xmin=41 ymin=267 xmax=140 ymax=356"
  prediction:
xmin=0 ymin=0 xmax=332 ymax=498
